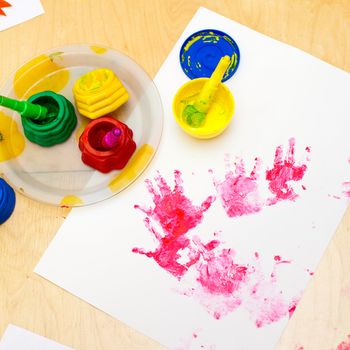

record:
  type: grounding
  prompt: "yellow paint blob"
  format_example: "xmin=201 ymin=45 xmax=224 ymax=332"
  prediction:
xmin=0 ymin=111 xmax=25 ymax=162
xmin=108 ymin=144 xmax=154 ymax=193
xmin=90 ymin=46 xmax=107 ymax=54
xmin=172 ymin=78 xmax=234 ymax=139
xmin=60 ymin=195 xmax=83 ymax=207
xmin=14 ymin=54 xmax=69 ymax=99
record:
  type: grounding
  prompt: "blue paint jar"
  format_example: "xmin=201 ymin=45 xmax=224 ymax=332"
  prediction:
xmin=180 ymin=29 xmax=240 ymax=81
xmin=0 ymin=178 xmax=16 ymax=224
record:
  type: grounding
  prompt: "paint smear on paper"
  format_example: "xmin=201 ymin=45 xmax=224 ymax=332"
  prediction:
xmin=185 ymin=236 xmax=248 ymax=319
xmin=334 ymin=335 xmax=350 ymax=350
xmin=266 ymin=138 xmax=308 ymax=205
xmin=213 ymin=156 xmax=263 ymax=217
xmin=342 ymin=158 xmax=350 ymax=199
xmin=183 ymin=238 xmax=299 ymax=326
xmin=133 ymin=170 xmax=215 ymax=279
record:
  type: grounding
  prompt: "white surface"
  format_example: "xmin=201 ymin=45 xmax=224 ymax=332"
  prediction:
xmin=35 ymin=7 xmax=350 ymax=350
xmin=0 ymin=0 xmax=44 ymax=31
xmin=0 ymin=324 xmax=73 ymax=350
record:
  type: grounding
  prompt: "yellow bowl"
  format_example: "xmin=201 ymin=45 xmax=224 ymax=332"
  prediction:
xmin=172 ymin=78 xmax=234 ymax=139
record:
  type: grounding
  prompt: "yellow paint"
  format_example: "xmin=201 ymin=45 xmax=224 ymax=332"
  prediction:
xmin=0 ymin=112 xmax=25 ymax=162
xmin=73 ymin=68 xmax=129 ymax=119
xmin=90 ymin=46 xmax=107 ymax=54
xmin=75 ymin=118 xmax=89 ymax=141
xmin=172 ymin=78 xmax=234 ymax=139
xmin=14 ymin=54 xmax=69 ymax=99
xmin=108 ymin=144 xmax=154 ymax=193
xmin=60 ymin=195 xmax=83 ymax=207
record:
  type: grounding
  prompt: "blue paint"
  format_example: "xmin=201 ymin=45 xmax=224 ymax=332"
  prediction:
xmin=180 ymin=29 xmax=240 ymax=81
xmin=0 ymin=178 xmax=16 ymax=225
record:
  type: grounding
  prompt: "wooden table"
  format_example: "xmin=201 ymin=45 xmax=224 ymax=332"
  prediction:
xmin=1 ymin=1 xmax=350 ymax=349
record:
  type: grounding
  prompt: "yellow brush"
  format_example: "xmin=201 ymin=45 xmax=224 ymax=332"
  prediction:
xmin=182 ymin=55 xmax=231 ymax=127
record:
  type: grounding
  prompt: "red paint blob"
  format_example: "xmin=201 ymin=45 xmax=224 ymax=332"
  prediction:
xmin=133 ymin=170 xmax=215 ymax=279
xmin=335 ymin=335 xmax=350 ymax=350
xmin=214 ymin=157 xmax=263 ymax=217
xmin=266 ymin=138 xmax=308 ymax=205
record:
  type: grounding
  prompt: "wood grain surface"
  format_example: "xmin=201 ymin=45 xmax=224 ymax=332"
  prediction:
xmin=1 ymin=1 xmax=350 ymax=349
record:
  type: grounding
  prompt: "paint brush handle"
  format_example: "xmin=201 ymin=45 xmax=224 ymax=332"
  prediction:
xmin=0 ymin=95 xmax=48 ymax=120
xmin=194 ymin=55 xmax=231 ymax=114
xmin=101 ymin=127 xmax=122 ymax=149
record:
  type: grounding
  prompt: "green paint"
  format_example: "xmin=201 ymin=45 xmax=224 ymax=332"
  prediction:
xmin=182 ymin=104 xmax=205 ymax=128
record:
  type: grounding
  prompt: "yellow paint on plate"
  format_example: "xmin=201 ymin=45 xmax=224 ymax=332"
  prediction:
xmin=60 ymin=195 xmax=83 ymax=207
xmin=108 ymin=144 xmax=154 ymax=193
xmin=90 ymin=46 xmax=107 ymax=54
xmin=14 ymin=54 xmax=70 ymax=99
xmin=0 ymin=111 xmax=25 ymax=162
xmin=172 ymin=78 xmax=234 ymax=139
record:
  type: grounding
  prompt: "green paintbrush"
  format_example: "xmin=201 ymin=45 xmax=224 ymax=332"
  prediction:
xmin=0 ymin=95 xmax=48 ymax=120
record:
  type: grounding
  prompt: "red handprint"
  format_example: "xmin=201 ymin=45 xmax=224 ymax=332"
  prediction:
xmin=133 ymin=170 xmax=215 ymax=279
xmin=266 ymin=138 xmax=307 ymax=205
xmin=213 ymin=157 xmax=263 ymax=217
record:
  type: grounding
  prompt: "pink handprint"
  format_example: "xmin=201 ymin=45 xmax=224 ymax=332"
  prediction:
xmin=266 ymin=138 xmax=308 ymax=205
xmin=132 ymin=170 xmax=215 ymax=279
xmin=213 ymin=156 xmax=263 ymax=217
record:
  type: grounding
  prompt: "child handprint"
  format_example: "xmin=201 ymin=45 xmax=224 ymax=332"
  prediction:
xmin=266 ymin=138 xmax=307 ymax=205
xmin=213 ymin=156 xmax=263 ymax=217
xmin=132 ymin=170 xmax=215 ymax=279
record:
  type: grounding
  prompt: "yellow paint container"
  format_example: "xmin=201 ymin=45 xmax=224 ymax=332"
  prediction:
xmin=172 ymin=78 xmax=234 ymax=139
xmin=73 ymin=68 xmax=129 ymax=119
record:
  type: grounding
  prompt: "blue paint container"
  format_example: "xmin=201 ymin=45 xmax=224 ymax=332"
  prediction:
xmin=0 ymin=178 xmax=16 ymax=224
xmin=179 ymin=29 xmax=240 ymax=82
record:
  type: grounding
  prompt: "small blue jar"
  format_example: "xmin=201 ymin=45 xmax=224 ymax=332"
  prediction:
xmin=0 ymin=178 xmax=16 ymax=224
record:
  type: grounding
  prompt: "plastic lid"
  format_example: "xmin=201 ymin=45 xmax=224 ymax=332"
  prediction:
xmin=179 ymin=29 xmax=240 ymax=81
xmin=0 ymin=178 xmax=16 ymax=224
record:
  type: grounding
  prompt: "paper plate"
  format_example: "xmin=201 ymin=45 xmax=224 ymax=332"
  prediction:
xmin=0 ymin=45 xmax=163 ymax=207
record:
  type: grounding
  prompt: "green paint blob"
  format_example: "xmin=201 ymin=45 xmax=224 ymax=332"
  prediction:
xmin=182 ymin=104 xmax=205 ymax=128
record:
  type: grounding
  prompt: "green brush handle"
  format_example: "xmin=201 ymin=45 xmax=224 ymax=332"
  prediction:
xmin=0 ymin=95 xmax=48 ymax=120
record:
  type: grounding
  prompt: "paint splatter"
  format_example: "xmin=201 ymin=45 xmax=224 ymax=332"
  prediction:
xmin=334 ymin=335 xmax=350 ymax=350
xmin=185 ymin=236 xmax=248 ymax=319
xmin=342 ymin=182 xmax=350 ymax=199
xmin=266 ymin=138 xmax=308 ymax=205
xmin=244 ymin=256 xmax=299 ymax=328
xmin=182 ymin=238 xmax=300 ymax=326
xmin=133 ymin=170 xmax=215 ymax=279
xmin=213 ymin=156 xmax=263 ymax=217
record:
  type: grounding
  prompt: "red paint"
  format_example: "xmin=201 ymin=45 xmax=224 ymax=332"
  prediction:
xmin=196 ymin=247 xmax=248 ymax=296
xmin=79 ymin=116 xmax=136 ymax=173
xmin=133 ymin=170 xmax=215 ymax=279
xmin=335 ymin=335 xmax=350 ymax=350
xmin=266 ymin=138 xmax=308 ymax=205
xmin=343 ymin=181 xmax=350 ymax=199
xmin=0 ymin=0 xmax=11 ymax=16
xmin=185 ymin=241 xmax=299 ymax=326
xmin=213 ymin=157 xmax=263 ymax=217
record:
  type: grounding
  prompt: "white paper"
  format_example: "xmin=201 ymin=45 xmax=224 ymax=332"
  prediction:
xmin=35 ymin=7 xmax=350 ymax=350
xmin=0 ymin=325 xmax=73 ymax=350
xmin=0 ymin=0 xmax=44 ymax=32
